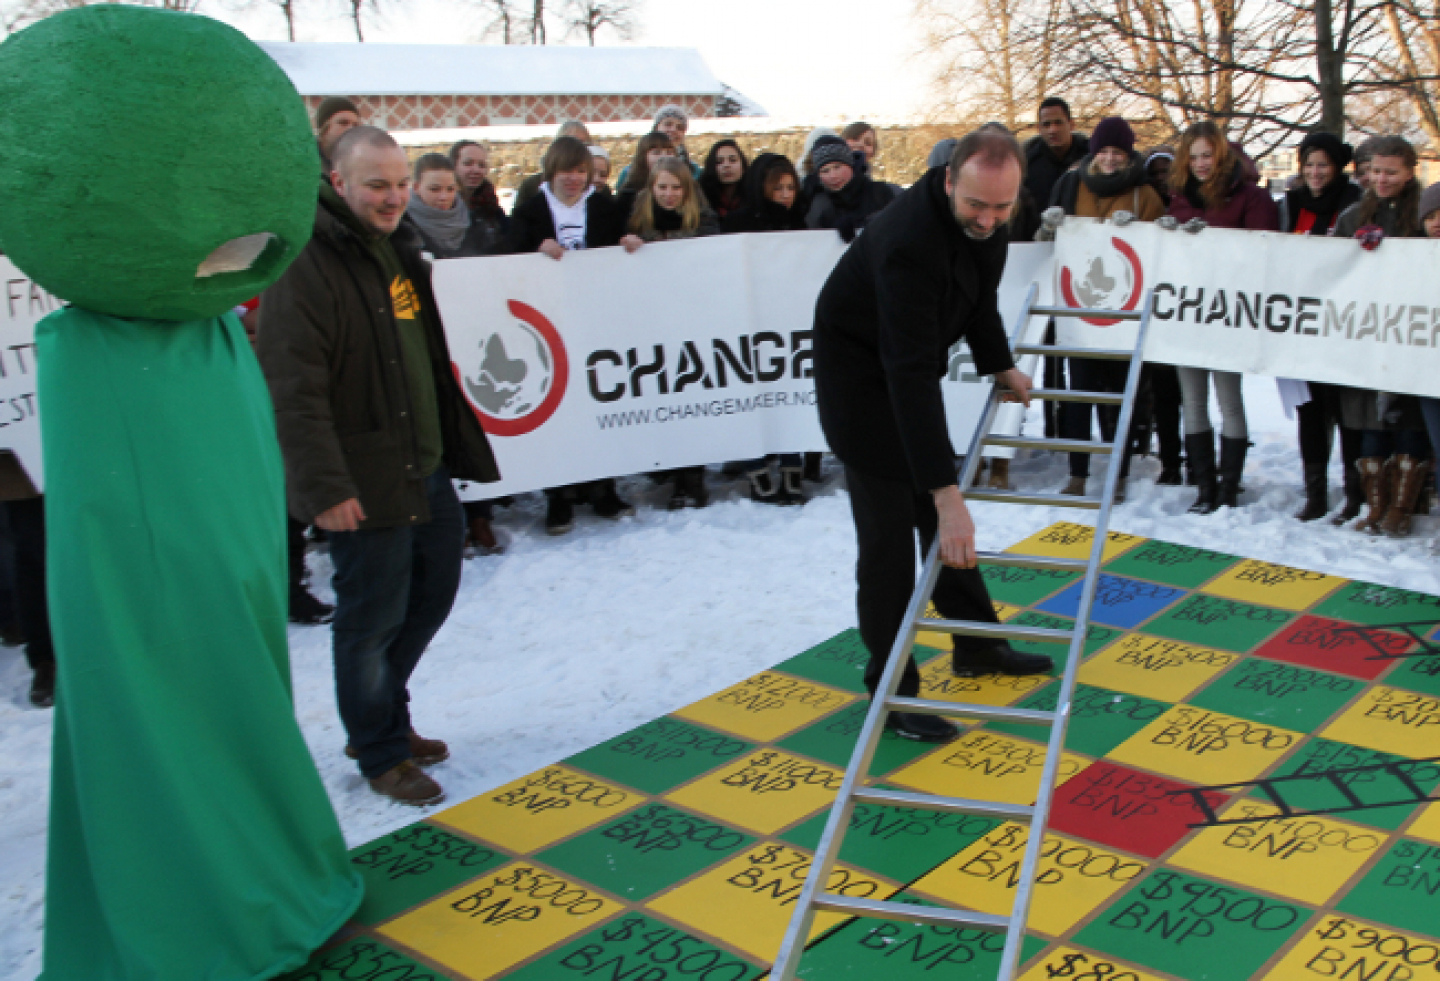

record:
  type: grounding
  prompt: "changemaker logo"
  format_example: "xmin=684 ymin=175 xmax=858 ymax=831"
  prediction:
xmin=1058 ymin=235 xmax=1145 ymax=326
xmin=454 ymin=300 xmax=569 ymax=437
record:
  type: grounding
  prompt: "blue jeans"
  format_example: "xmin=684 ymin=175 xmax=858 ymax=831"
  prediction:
xmin=328 ymin=469 xmax=464 ymax=778
xmin=1360 ymin=429 xmax=1431 ymax=459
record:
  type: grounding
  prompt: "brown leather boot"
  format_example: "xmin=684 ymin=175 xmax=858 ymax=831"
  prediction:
xmin=1382 ymin=455 xmax=1432 ymax=538
xmin=465 ymin=514 xmax=502 ymax=556
xmin=346 ymin=729 xmax=450 ymax=767
xmin=1354 ymin=457 xmax=1392 ymax=534
xmin=987 ymin=457 xmax=1012 ymax=490
xmin=368 ymin=760 xmax=444 ymax=807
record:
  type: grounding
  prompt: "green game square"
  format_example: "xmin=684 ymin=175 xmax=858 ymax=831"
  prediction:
xmin=504 ymin=912 xmax=762 ymax=981
xmin=980 ymin=563 xmax=1079 ymax=607
xmin=1266 ymin=739 xmax=1440 ymax=831
xmin=535 ymin=802 xmax=754 ymax=901
xmin=1142 ymin=594 xmax=1295 ymax=652
xmin=1073 ymin=869 xmax=1306 ymax=979
xmin=1377 ymin=653 xmax=1440 ymax=699
xmin=565 ymin=717 xmax=755 ymax=795
xmin=781 ymin=799 xmax=1002 ymax=883
xmin=347 ymin=821 xmax=508 ymax=926
xmin=775 ymin=629 xmax=873 ymax=693
xmin=794 ymin=893 xmax=1047 ymax=979
xmin=1336 ymin=838 xmax=1440 ymax=936
xmin=777 ymin=701 xmax=938 ymax=775
xmin=276 ymin=937 xmax=446 ymax=981
xmin=1313 ymin=580 xmax=1440 ymax=628
xmin=1006 ymin=610 xmax=1121 ymax=664
xmin=1187 ymin=657 xmax=1363 ymax=731
xmin=988 ymin=683 xmax=1171 ymax=758
xmin=1103 ymin=540 xmax=1241 ymax=589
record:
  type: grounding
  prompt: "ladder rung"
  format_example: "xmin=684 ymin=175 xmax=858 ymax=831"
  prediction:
xmin=886 ymin=695 xmax=1058 ymax=725
xmin=976 ymin=550 xmax=1087 ymax=573
xmin=852 ymin=786 xmax=1035 ymax=821
xmin=967 ymin=489 xmax=1103 ymax=509
xmin=1029 ymin=388 xmax=1125 ymax=405
xmin=983 ymin=435 xmax=1113 ymax=454
xmin=918 ymin=619 xmax=1073 ymax=643
xmin=1028 ymin=304 xmax=1143 ymax=321
xmin=1014 ymin=344 xmax=1134 ymax=361
xmin=812 ymin=894 xmax=1010 ymax=932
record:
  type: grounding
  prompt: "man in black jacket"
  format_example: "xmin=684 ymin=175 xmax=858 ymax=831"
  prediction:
xmin=814 ymin=129 xmax=1052 ymax=744
xmin=259 ymin=126 xmax=501 ymax=806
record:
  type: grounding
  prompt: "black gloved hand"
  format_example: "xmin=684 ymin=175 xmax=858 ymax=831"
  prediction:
xmin=836 ymin=215 xmax=859 ymax=243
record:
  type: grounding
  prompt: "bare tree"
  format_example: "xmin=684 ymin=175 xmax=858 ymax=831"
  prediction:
xmin=3 ymin=0 xmax=201 ymax=34
xmin=1377 ymin=0 xmax=1440 ymax=150
xmin=343 ymin=0 xmax=380 ymax=41
xmin=475 ymin=0 xmax=522 ymax=42
xmin=562 ymin=0 xmax=636 ymax=44
xmin=528 ymin=0 xmax=545 ymax=42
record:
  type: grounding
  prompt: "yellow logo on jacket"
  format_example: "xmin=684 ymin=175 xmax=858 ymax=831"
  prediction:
xmin=390 ymin=276 xmax=419 ymax=320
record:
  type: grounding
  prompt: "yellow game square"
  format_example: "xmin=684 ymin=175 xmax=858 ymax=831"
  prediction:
xmin=379 ymin=861 xmax=623 ymax=980
xmin=434 ymin=765 xmax=642 ymax=853
xmin=1202 ymin=560 xmax=1345 ymax=612
xmin=887 ymin=730 xmax=1089 ymax=806
xmin=911 ymin=822 xmax=1143 ymax=937
xmin=1079 ymin=634 xmax=1239 ymax=702
xmin=1020 ymin=946 xmax=1169 ymax=981
xmin=1107 ymin=705 xmax=1302 ymax=785
xmin=916 ymin=601 xmax=1020 ymax=650
xmin=1263 ymin=915 xmax=1440 ymax=981
xmin=672 ymin=671 xmax=857 ymax=742
xmin=665 ymin=749 xmax=844 ymax=835
xmin=646 ymin=841 xmax=898 ymax=961
xmin=1168 ymin=799 xmax=1386 ymax=905
xmin=918 ymin=655 xmax=1052 ymax=708
xmin=1322 ymin=687 xmax=1440 ymax=758
xmin=1404 ymin=802 xmax=1440 ymax=844
xmin=1006 ymin=522 xmax=1143 ymax=562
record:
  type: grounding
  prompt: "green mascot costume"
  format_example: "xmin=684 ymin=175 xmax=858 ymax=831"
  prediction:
xmin=0 ymin=6 xmax=364 ymax=978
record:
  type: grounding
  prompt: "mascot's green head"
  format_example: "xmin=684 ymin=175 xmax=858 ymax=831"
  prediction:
xmin=0 ymin=5 xmax=316 ymax=321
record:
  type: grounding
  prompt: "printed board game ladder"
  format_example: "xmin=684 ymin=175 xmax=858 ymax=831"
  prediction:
xmin=769 ymin=284 xmax=1156 ymax=981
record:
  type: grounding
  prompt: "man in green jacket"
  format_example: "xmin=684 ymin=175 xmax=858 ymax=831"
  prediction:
xmin=259 ymin=126 xmax=501 ymax=806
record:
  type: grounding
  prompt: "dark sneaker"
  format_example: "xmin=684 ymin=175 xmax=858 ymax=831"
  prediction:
xmin=289 ymin=586 xmax=334 ymax=625
xmin=885 ymin=712 xmax=959 ymax=743
xmin=29 ymin=662 xmax=55 ymax=708
xmin=347 ymin=729 xmax=449 ymax=767
xmin=952 ymin=642 xmax=1054 ymax=678
xmin=368 ymin=760 xmax=444 ymax=807
xmin=546 ymin=496 xmax=574 ymax=536
xmin=591 ymin=483 xmax=635 ymax=519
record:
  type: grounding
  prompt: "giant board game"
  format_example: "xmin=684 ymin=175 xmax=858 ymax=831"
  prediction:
xmin=281 ymin=522 xmax=1440 ymax=981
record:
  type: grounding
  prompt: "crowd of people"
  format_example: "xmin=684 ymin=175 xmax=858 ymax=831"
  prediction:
xmin=5 ymin=90 xmax=1438 ymax=797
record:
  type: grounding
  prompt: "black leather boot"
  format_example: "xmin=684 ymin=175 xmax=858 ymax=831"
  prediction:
xmin=1216 ymin=437 xmax=1249 ymax=509
xmin=1186 ymin=431 xmax=1218 ymax=514
xmin=1294 ymin=466 xmax=1330 ymax=521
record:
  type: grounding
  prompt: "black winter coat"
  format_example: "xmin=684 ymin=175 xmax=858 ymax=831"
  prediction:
xmin=814 ymin=167 xmax=1016 ymax=492
xmin=1023 ymin=133 xmax=1088 ymax=216
xmin=721 ymin=153 xmax=809 ymax=233
xmin=806 ymin=175 xmax=899 ymax=235
xmin=258 ymin=192 xmax=500 ymax=529
xmin=506 ymin=188 xmax=625 ymax=254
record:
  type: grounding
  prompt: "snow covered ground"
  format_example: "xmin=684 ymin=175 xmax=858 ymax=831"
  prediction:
xmin=4 ymin=374 xmax=1440 ymax=979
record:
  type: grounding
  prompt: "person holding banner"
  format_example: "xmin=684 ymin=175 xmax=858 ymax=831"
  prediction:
xmin=1167 ymin=121 xmax=1278 ymax=514
xmin=814 ymin=128 xmax=1050 ymax=745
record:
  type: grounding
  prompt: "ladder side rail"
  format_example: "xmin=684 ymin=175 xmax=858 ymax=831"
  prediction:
xmin=769 ymin=282 xmax=1041 ymax=981
xmin=994 ymin=291 xmax=1155 ymax=981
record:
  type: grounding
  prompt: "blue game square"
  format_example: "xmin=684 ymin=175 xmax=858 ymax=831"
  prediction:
xmin=1034 ymin=574 xmax=1185 ymax=629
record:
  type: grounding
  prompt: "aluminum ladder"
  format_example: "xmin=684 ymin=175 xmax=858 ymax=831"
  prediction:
xmin=769 ymin=285 xmax=1155 ymax=981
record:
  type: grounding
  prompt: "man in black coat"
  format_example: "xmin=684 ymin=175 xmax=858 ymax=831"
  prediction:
xmin=814 ymin=129 xmax=1052 ymax=744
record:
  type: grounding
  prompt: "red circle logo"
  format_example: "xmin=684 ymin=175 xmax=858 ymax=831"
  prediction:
xmin=452 ymin=300 xmax=569 ymax=437
xmin=1059 ymin=236 xmax=1144 ymax=326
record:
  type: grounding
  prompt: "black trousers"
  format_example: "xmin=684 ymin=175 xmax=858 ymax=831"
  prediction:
xmin=1060 ymin=358 xmax=1134 ymax=479
xmin=1149 ymin=364 xmax=1184 ymax=471
xmin=7 ymin=498 xmax=52 ymax=671
xmin=1298 ymin=382 xmax=1360 ymax=474
xmin=845 ymin=466 xmax=1001 ymax=699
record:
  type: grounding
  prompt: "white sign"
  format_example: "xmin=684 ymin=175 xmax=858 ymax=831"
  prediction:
xmin=1052 ymin=219 xmax=1440 ymax=397
xmin=0 ymin=257 xmax=55 ymax=490
xmin=434 ymin=233 xmax=1051 ymax=498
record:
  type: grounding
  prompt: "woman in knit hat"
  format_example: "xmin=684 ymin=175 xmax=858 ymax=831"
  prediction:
xmin=652 ymin=103 xmax=702 ymax=178
xmin=805 ymin=135 xmax=898 ymax=240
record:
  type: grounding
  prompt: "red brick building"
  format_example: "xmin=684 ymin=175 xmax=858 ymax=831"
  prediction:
xmin=258 ymin=42 xmax=747 ymax=131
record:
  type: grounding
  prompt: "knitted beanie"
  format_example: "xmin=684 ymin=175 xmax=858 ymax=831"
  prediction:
xmin=810 ymin=137 xmax=854 ymax=174
xmin=315 ymin=96 xmax=359 ymax=131
xmin=653 ymin=104 xmax=688 ymax=128
xmin=1420 ymin=181 xmax=1440 ymax=224
xmin=1089 ymin=117 xmax=1136 ymax=154
xmin=1298 ymin=131 xmax=1353 ymax=171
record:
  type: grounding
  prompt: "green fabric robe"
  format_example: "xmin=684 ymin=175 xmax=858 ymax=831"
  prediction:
xmin=37 ymin=307 xmax=362 ymax=980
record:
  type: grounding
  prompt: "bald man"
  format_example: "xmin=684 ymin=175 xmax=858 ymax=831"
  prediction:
xmin=813 ymin=129 xmax=1053 ymax=744
xmin=258 ymin=126 xmax=500 ymax=804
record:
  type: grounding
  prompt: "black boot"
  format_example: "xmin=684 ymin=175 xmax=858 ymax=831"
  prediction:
xmin=1333 ymin=427 xmax=1365 ymax=525
xmin=1295 ymin=466 xmax=1330 ymax=521
xmin=1186 ymin=431 xmax=1218 ymax=514
xmin=1217 ymin=437 xmax=1249 ymax=509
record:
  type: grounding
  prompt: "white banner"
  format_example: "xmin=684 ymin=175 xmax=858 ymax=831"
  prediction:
xmin=1052 ymin=219 xmax=1440 ymax=398
xmin=0 ymin=258 xmax=53 ymax=491
xmin=434 ymin=233 xmax=1052 ymax=498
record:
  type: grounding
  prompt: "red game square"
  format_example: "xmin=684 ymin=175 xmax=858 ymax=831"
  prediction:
xmin=1255 ymin=615 xmax=1416 ymax=680
xmin=1049 ymin=761 xmax=1226 ymax=858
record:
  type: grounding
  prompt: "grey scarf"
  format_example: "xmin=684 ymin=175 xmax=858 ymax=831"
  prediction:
xmin=407 ymin=191 xmax=471 ymax=253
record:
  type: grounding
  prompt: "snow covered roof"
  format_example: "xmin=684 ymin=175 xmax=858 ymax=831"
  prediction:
xmin=257 ymin=42 xmax=725 ymax=98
